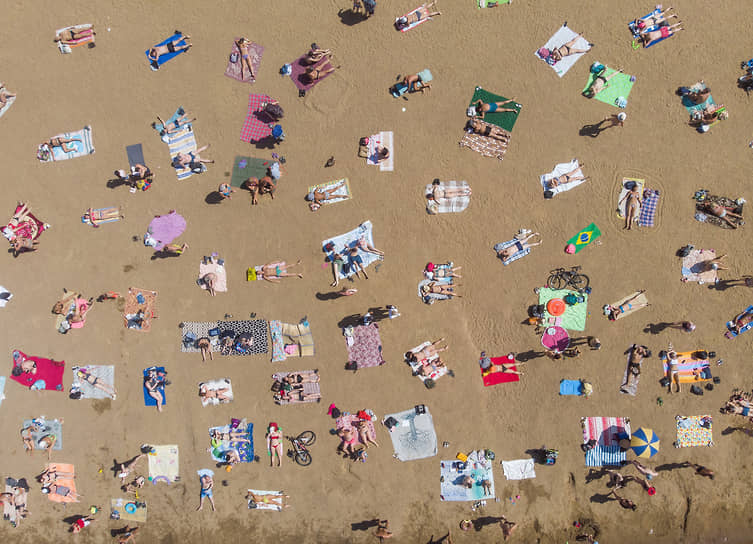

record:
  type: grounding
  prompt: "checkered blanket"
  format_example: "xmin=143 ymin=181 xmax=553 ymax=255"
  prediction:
xmin=425 ymin=181 xmax=470 ymax=214
xmin=240 ymin=94 xmax=275 ymax=143
xmin=638 ymin=188 xmax=659 ymax=227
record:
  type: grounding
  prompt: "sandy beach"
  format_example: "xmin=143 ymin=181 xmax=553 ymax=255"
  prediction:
xmin=2 ymin=1 xmax=753 ymax=542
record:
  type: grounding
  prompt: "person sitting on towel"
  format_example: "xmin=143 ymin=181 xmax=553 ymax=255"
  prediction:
xmin=0 ymin=83 xmax=16 ymax=107
xmin=301 ymin=45 xmax=332 ymax=65
xmin=395 ymin=1 xmax=442 ymax=30
xmin=465 ymin=119 xmax=510 ymax=143
xmin=496 ymin=232 xmax=542 ymax=261
xmin=401 ymin=72 xmax=432 ymax=93
xmin=148 ymin=33 xmax=192 ymax=62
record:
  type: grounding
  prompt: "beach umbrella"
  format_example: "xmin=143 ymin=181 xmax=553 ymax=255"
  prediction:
xmin=630 ymin=427 xmax=660 ymax=458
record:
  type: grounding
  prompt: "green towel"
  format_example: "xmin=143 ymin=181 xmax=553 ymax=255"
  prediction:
xmin=538 ymin=287 xmax=589 ymax=331
xmin=469 ymin=87 xmax=521 ymax=132
xmin=478 ymin=0 xmax=510 ymax=7
xmin=566 ymin=222 xmax=601 ymax=254
xmin=582 ymin=68 xmax=634 ymax=108
xmin=230 ymin=156 xmax=275 ymax=188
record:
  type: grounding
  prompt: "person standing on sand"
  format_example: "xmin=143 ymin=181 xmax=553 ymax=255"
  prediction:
xmin=374 ymin=519 xmax=393 ymax=540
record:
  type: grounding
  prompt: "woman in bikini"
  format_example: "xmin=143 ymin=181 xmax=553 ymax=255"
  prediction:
xmin=473 ymin=98 xmax=517 ymax=119
xmin=211 ymin=428 xmax=250 ymax=444
xmin=38 ymin=465 xmax=75 ymax=485
xmin=496 ymin=232 xmax=543 ymax=261
xmin=355 ymin=236 xmax=384 ymax=257
xmin=465 ymin=119 xmax=510 ymax=143
xmin=301 ymin=46 xmax=332 ymax=65
xmin=236 ymin=37 xmax=257 ymax=79
xmin=618 ymin=185 xmax=642 ymax=230
xmin=395 ymin=1 xmax=441 ymax=29
xmin=38 ymin=435 xmax=57 ymax=460
xmin=117 ymin=452 xmax=147 ymax=483
xmin=641 ymin=22 xmax=683 ymax=45
xmin=20 ymin=423 xmax=40 ymax=454
xmin=425 ymin=262 xmax=462 ymax=280
xmin=84 ymin=207 xmax=123 ymax=228
xmin=539 ymin=33 xmax=591 ymax=64
xmin=306 ymin=180 xmax=348 ymax=211
xmin=583 ymin=69 xmax=623 ymax=99
xmin=302 ymin=64 xmax=337 ymax=84
xmin=121 ymin=475 xmax=146 ymax=495
xmin=422 ymin=282 xmax=462 ymax=297
xmin=259 ymin=260 xmax=304 ymax=282
xmin=429 ymin=179 xmax=472 ymax=202
xmin=356 ymin=419 xmax=379 ymax=448
xmin=607 ymin=290 xmax=649 ymax=320
xmin=42 ymin=136 xmax=82 ymax=153
xmin=406 ymin=338 xmax=450 ymax=363
xmin=144 ymin=370 xmax=166 ymax=412
xmin=246 ymin=491 xmax=290 ymax=509
xmin=148 ymin=34 xmax=192 ymax=62
xmin=55 ymin=27 xmax=95 ymax=45
xmin=267 ymin=423 xmax=283 ymax=467
xmin=200 ymin=384 xmax=232 ymax=402
xmin=703 ymin=201 xmax=743 ymax=229
xmin=0 ymin=83 xmax=16 ymax=107
xmin=72 ymin=366 xmax=117 ymax=399
xmin=548 ymin=164 xmax=587 ymax=189
xmin=197 ymin=337 xmax=213 ymax=362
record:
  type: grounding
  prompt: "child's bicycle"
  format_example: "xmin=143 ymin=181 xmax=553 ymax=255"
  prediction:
xmin=286 ymin=431 xmax=316 ymax=466
xmin=547 ymin=266 xmax=590 ymax=292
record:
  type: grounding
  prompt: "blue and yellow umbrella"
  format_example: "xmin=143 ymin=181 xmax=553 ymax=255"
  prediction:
xmin=630 ymin=427 xmax=660 ymax=458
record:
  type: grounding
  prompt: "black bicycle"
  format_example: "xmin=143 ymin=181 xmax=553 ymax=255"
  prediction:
xmin=286 ymin=431 xmax=316 ymax=466
xmin=547 ymin=266 xmax=589 ymax=291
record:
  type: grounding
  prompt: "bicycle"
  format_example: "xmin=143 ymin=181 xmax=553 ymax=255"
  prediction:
xmin=286 ymin=431 xmax=316 ymax=466
xmin=547 ymin=266 xmax=589 ymax=291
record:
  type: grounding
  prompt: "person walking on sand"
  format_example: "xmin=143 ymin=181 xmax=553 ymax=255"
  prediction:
xmin=609 ymin=490 xmax=637 ymax=510
xmin=374 ymin=519 xmax=393 ymax=540
xmin=500 ymin=516 xmax=518 ymax=540
xmin=681 ymin=462 xmax=715 ymax=479
xmin=196 ymin=473 xmax=215 ymax=511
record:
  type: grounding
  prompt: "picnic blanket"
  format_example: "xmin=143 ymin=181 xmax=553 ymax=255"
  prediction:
xmin=459 ymin=125 xmax=509 ymax=160
xmin=560 ymin=379 xmax=584 ymax=396
xmin=180 ymin=321 xmax=219 ymax=352
xmin=468 ymin=87 xmax=521 ymax=131
xmin=43 ymin=463 xmax=77 ymax=503
xmin=536 ymin=25 xmax=591 ymax=77
xmin=581 ymin=416 xmax=631 ymax=466
xmin=10 ymin=350 xmax=64 ymax=391
xmin=145 ymin=32 xmax=189 ymax=70
xmin=396 ymin=4 xmax=435 ymax=32
xmin=199 ymin=260 xmax=227 ymax=293
xmin=617 ymin=178 xmax=644 ymax=220
xmin=681 ymin=249 xmax=718 ymax=284
xmin=583 ymin=67 xmax=635 ymax=108
xmin=608 ymin=291 xmax=649 ymax=321
xmin=143 ymin=366 xmax=167 ymax=406
xmin=81 ymin=207 xmax=122 ymax=227
xmin=538 ymin=287 xmax=589 ymax=331
xmin=247 ymin=489 xmax=286 ymax=511
xmin=639 ymin=188 xmax=660 ymax=227
xmin=440 ymin=450 xmax=495 ymax=501
xmin=676 ymin=416 xmax=713 ymax=448
xmin=55 ymin=24 xmax=94 ymax=53
xmin=566 ymin=222 xmax=601 ymax=254
xmin=37 ymin=126 xmax=94 ymax=162
xmin=494 ymin=237 xmax=532 ymax=266
xmin=406 ymin=342 xmax=450 ymax=383
xmin=695 ymin=195 xmax=743 ymax=229
xmin=383 ymin=406 xmax=438 ymax=461
xmin=225 ymin=39 xmax=264 ymax=83
xmin=217 ymin=319 xmax=269 ymax=355
xmin=630 ymin=8 xmax=678 ymax=48
xmin=200 ymin=378 xmax=233 ymax=407
xmin=0 ymin=94 xmax=15 ymax=120
xmin=148 ymin=445 xmax=179 ymax=483
xmin=662 ymin=351 xmax=712 ymax=383
xmin=70 ymin=365 xmax=114 ymax=399
xmin=336 ymin=413 xmax=377 ymax=448
xmin=344 ymin=323 xmax=385 ymax=369
xmin=482 ymin=355 xmax=520 ymax=386
xmin=290 ymin=55 xmax=335 ymax=92
xmin=541 ymin=160 xmax=585 ymax=196
xmin=727 ymin=305 xmax=753 ymax=338
xmin=309 ymin=179 xmax=352 ymax=207
xmin=209 ymin=420 xmax=254 ymax=463
xmin=123 ymin=288 xmax=158 ymax=332
xmin=166 ymin=126 xmax=198 ymax=180
xmin=230 ymin=156 xmax=277 ymax=187
xmin=272 ymin=370 xmax=321 ymax=404
xmin=323 ymin=221 xmax=380 ymax=280
xmin=111 ymin=498 xmax=147 ymax=522
xmin=241 ymin=94 xmax=276 ymax=143
xmin=425 ymin=181 xmax=470 ymax=214
xmin=366 ymin=131 xmax=394 ymax=171
xmin=502 ymin=458 xmax=537 ymax=480
xmin=270 ymin=320 xmax=314 ymax=362
xmin=23 ymin=417 xmax=63 ymax=450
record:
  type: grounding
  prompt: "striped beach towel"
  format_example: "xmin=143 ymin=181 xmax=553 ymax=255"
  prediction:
xmin=494 ymin=238 xmax=530 ymax=266
xmin=240 ymin=94 xmax=274 ymax=143
xmin=638 ymin=188 xmax=659 ymax=227
xmin=167 ymin=127 xmax=198 ymax=180
xmin=661 ymin=351 xmax=712 ymax=383
xmin=581 ymin=416 xmax=630 ymax=466
xmin=37 ymin=126 xmax=95 ymax=162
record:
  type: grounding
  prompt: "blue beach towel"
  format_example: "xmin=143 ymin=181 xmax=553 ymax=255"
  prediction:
xmin=726 ymin=305 xmax=753 ymax=338
xmin=628 ymin=8 xmax=675 ymax=48
xmin=145 ymin=33 xmax=189 ymax=70
xmin=559 ymin=379 xmax=582 ymax=396
xmin=142 ymin=366 xmax=167 ymax=406
xmin=585 ymin=446 xmax=625 ymax=466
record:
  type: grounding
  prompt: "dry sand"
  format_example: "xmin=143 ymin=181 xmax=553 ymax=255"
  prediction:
xmin=2 ymin=0 xmax=753 ymax=542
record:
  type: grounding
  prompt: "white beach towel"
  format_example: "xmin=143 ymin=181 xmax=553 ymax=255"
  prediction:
xmin=247 ymin=489 xmax=286 ymax=511
xmin=540 ymin=160 xmax=585 ymax=196
xmin=322 ymin=221 xmax=381 ymax=280
xmin=199 ymin=260 xmax=227 ymax=292
xmin=71 ymin=365 xmax=115 ymax=399
xmin=367 ymin=131 xmax=395 ymax=171
xmin=148 ymin=445 xmax=179 ymax=483
xmin=536 ymin=26 xmax=591 ymax=77
xmin=199 ymin=378 xmax=233 ymax=407
xmin=384 ymin=406 xmax=438 ymax=462
xmin=37 ymin=126 xmax=95 ymax=162
xmin=502 ymin=458 xmax=537 ymax=480
xmin=617 ymin=178 xmax=644 ymax=220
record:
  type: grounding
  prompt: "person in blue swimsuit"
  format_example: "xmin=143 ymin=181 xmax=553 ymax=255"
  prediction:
xmin=473 ymin=98 xmax=518 ymax=119
xmin=607 ymin=290 xmax=648 ymax=321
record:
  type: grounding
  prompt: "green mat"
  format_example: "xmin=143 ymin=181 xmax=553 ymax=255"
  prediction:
xmin=566 ymin=222 xmax=601 ymax=254
xmin=469 ymin=87 xmax=521 ymax=132
xmin=538 ymin=287 xmax=589 ymax=331
xmin=582 ymin=68 xmax=634 ymax=108
xmin=477 ymin=0 xmax=510 ymax=7
xmin=230 ymin=156 xmax=276 ymax=188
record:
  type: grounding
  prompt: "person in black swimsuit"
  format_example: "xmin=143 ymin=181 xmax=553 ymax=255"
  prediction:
xmin=465 ymin=119 xmax=510 ymax=143
xmin=496 ymin=232 xmax=542 ymax=261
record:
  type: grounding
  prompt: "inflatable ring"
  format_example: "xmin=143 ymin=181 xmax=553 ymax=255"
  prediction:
xmin=124 ymin=502 xmax=137 ymax=514
xmin=547 ymin=298 xmax=566 ymax=316
xmin=459 ymin=520 xmax=473 ymax=532
xmin=151 ymin=475 xmax=171 ymax=485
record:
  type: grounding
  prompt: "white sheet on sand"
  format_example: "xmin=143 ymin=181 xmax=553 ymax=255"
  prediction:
xmin=322 ymin=221 xmax=381 ymax=280
xmin=71 ymin=365 xmax=115 ymax=399
xmin=540 ymin=159 xmax=585 ymax=195
xmin=384 ymin=407 xmax=438 ymax=462
xmin=617 ymin=178 xmax=644 ymax=221
xmin=148 ymin=445 xmax=179 ymax=483
xmin=536 ymin=26 xmax=591 ymax=77
xmin=502 ymin=458 xmax=537 ymax=480
xmin=0 ymin=376 xmax=5 ymax=408
xmin=199 ymin=378 xmax=233 ymax=407
xmin=247 ymin=489 xmax=286 ymax=511
xmin=367 ymin=131 xmax=394 ymax=171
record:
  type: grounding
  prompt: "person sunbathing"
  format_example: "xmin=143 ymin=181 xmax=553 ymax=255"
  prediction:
xmin=401 ymin=72 xmax=431 ymax=93
xmin=154 ymin=110 xmax=196 ymax=136
xmin=686 ymin=85 xmax=711 ymax=105
xmin=635 ymin=6 xmax=677 ymax=32
xmin=703 ymin=201 xmax=743 ymax=228
xmin=72 ymin=366 xmax=117 ymax=399
xmin=422 ymin=281 xmax=461 ymax=297
xmin=200 ymin=384 xmax=232 ymax=403
xmin=375 ymin=146 xmax=390 ymax=162
xmin=721 ymin=401 xmax=753 ymax=417
xmin=121 ymin=475 xmax=145 ymax=495
xmin=13 ymin=357 xmax=37 ymax=377
xmin=225 ymin=449 xmax=241 ymax=466
xmin=197 ymin=338 xmax=213 ymax=362
xmin=246 ymin=491 xmax=291 ymax=509
xmin=236 ymin=37 xmax=257 ymax=79
xmin=42 ymin=136 xmax=81 ymax=153
xmin=418 ymin=357 xmax=446 ymax=377
xmin=303 ymin=64 xmax=337 ymax=84
xmin=306 ymin=180 xmax=348 ymax=211
xmin=116 ymin=526 xmax=140 ymax=544
xmin=196 ymin=473 xmax=215 ymax=512
xmin=338 ymin=427 xmax=360 ymax=455
xmin=55 ymin=27 xmax=95 ymax=45
xmin=117 ymin=452 xmax=148 ymax=483
xmin=259 ymin=260 xmax=304 ymax=282
xmin=406 ymin=338 xmax=450 ymax=363
xmin=354 ymin=419 xmax=379 ymax=448
xmin=144 ymin=370 xmax=166 ymax=412
xmin=211 ymin=428 xmax=250 ymax=444
xmin=301 ymin=46 xmax=332 ymax=65
xmin=20 ymin=423 xmax=40 ymax=454
xmin=429 ymin=179 xmax=472 ymax=202
xmin=480 ymin=354 xmax=525 ymax=375
xmin=70 ymin=515 xmax=96 ymax=533
xmin=618 ymin=185 xmax=642 ymax=230
xmin=0 ymin=83 xmax=16 ymax=107
xmin=496 ymin=232 xmax=542 ymax=261
xmin=84 ymin=207 xmax=123 ymax=228
xmin=38 ymin=465 xmax=75 ymax=486
xmin=424 ymin=262 xmax=462 ymax=280
xmin=547 ymin=164 xmax=587 ymax=188
xmin=172 ymin=145 xmax=214 ymax=170
xmin=538 ymin=33 xmax=591 ymax=64
xmin=609 ymin=490 xmax=637 ymax=510
xmin=200 ymin=272 xmax=217 ymax=296
xmin=345 ymin=247 xmax=370 ymax=281
xmin=148 ymin=34 xmax=192 ymax=62
xmin=583 ymin=68 xmax=623 ymax=98
xmin=607 ymin=290 xmax=648 ymax=320
xmin=730 ymin=308 xmax=753 ymax=334
xmin=355 ymin=236 xmax=385 ymax=257
xmin=395 ymin=1 xmax=441 ymax=30
xmin=700 ymin=253 xmax=728 ymax=272
xmin=465 ymin=119 xmax=510 ymax=142
xmin=621 ymin=345 xmax=647 ymax=392
xmin=472 ymin=98 xmax=517 ymax=119
xmin=41 ymin=483 xmax=82 ymax=500
xmin=641 ymin=22 xmax=683 ymax=45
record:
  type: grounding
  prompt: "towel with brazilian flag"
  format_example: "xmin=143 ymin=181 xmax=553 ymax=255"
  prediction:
xmin=566 ymin=223 xmax=601 ymax=254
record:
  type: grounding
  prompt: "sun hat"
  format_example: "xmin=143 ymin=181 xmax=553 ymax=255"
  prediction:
xmin=617 ymin=112 xmax=627 ymax=122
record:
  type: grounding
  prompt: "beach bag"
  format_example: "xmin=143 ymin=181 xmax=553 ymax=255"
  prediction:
xmin=271 ymin=381 xmax=282 ymax=393
xmin=690 ymin=384 xmax=704 ymax=396
xmin=543 ymin=190 xmax=554 ymax=199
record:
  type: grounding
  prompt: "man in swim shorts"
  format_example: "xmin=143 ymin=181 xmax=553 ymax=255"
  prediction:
xmin=197 ymin=473 xmax=215 ymax=511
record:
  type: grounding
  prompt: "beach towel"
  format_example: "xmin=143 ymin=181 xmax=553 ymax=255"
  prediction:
xmin=536 ymin=25 xmax=591 ymax=77
xmin=10 ymin=350 xmax=64 ymax=391
xmin=290 ymin=55 xmax=335 ymax=92
xmin=0 ymin=94 xmax=15 ymax=120
xmin=583 ymin=67 xmax=635 ymax=108
xmin=180 ymin=321 xmax=219 ymax=352
xmin=43 ymin=463 xmax=77 ymax=503
xmin=70 ymin=365 xmax=114 ymax=399
xmin=230 ymin=156 xmax=277 ymax=187
xmin=208 ymin=420 xmax=254 ymax=463
xmin=199 ymin=378 xmax=233 ymax=407
xmin=216 ymin=320 xmax=269 ymax=355
xmin=4 ymin=203 xmax=49 ymax=243
xmin=638 ymin=188 xmax=660 ymax=227
xmin=247 ymin=489 xmax=286 ymax=511
xmin=240 ymin=94 xmax=275 ymax=143
xmin=581 ymin=416 xmax=631 ymax=466
xmin=540 ymin=160 xmax=585 ymax=196
xmin=425 ymin=181 xmax=470 ymax=214
xmin=662 ymin=351 xmax=712 ymax=383
xmin=608 ymin=291 xmax=649 ymax=321
xmin=270 ymin=320 xmax=314 ymax=362
xmin=148 ymin=445 xmax=179 ymax=483
xmin=0 ymin=376 xmax=5 ymax=407
xmin=55 ymin=24 xmax=94 ymax=53
xmin=676 ymin=415 xmax=713 ymax=447
xmin=493 ymin=238 xmax=531 ymax=266
xmin=199 ymin=260 xmax=227 ymax=293
xmin=383 ymin=406 xmax=438 ymax=461
xmin=152 ymin=106 xmax=191 ymax=141
xmin=560 ymin=379 xmax=583 ymax=396
xmin=538 ymin=287 xmax=589 ymax=331
xmin=418 ymin=278 xmax=453 ymax=304
xmin=459 ymin=126 xmax=509 ymax=160
xmin=397 ymin=4 xmax=435 ymax=32
xmin=146 ymin=211 xmax=186 ymax=250
xmin=366 ymin=131 xmax=395 ymax=171
xmin=681 ymin=249 xmax=718 ymax=284
xmin=695 ymin=195 xmax=743 ymax=229
xmin=81 ymin=207 xmax=122 ymax=227
xmin=145 ymin=32 xmax=189 ymax=70
xmin=271 ymin=370 xmax=320 ymax=405
xmin=111 ymin=498 xmax=147 ymax=522
xmin=37 ymin=126 xmax=94 ymax=162
xmin=123 ymin=288 xmax=157 ymax=332
xmin=726 ymin=305 xmax=753 ymax=338
xmin=336 ymin=413 xmax=377 ymax=448
xmin=308 ymin=179 xmax=352 ymax=207
xmin=323 ymin=221 xmax=380 ymax=280
xmin=482 ymin=355 xmax=520 ymax=386
xmin=345 ymin=323 xmax=385 ymax=369
xmin=142 ymin=366 xmax=167 ymax=406
xmin=3 ymin=478 xmax=26 ymax=523
xmin=478 ymin=0 xmax=510 ymax=5
xmin=630 ymin=8 xmax=678 ymax=48
xmin=502 ymin=458 xmax=537 ymax=480
xmin=406 ymin=342 xmax=450 ymax=383
xmin=617 ymin=178 xmax=644 ymax=222
xmin=566 ymin=223 xmax=601 ymax=254
xmin=469 ymin=87 xmax=521 ymax=131
xmin=225 ymin=39 xmax=264 ymax=83
xmin=440 ymin=450 xmax=495 ymax=501
xmin=23 ymin=417 xmax=63 ymax=450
